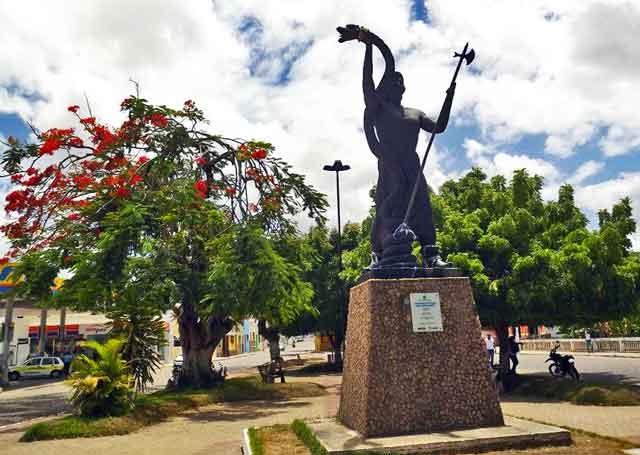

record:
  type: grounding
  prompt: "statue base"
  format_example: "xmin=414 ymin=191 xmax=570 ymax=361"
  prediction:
xmin=339 ymin=277 xmax=504 ymax=437
xmin=359 ymin=266 xmax=462 ymax=283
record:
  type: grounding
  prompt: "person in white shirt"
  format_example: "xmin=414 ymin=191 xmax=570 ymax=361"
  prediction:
xmin=485 ymin=334 xmax=495 ymax=369
xmin=585 ymin=331 xmax=593 ymax=353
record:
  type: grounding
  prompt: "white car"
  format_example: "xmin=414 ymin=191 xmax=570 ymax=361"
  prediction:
xmin=8 ymin=356 xmax=65 ymax=381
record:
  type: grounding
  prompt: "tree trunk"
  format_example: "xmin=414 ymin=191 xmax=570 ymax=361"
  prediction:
xmin=38 ymin=309 xmax=47 ymax=354
xmin=258 ymin=320 xmax=281 ymax=361
xmin=495 ymin=322 xmax=513 ymax=392
xmin=176 ymin=302 xmax=233 ymax=388
xmin=58 ymin=307 xmax=66 ymax=352
xmin=1 ymin=298 xmax=14 ymax=387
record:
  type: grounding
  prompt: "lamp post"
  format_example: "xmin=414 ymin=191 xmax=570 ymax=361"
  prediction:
xmin=323 ymin=160 xmax=350 ymax=366
xmin=323 ymin=160 xmax=350 ymax=271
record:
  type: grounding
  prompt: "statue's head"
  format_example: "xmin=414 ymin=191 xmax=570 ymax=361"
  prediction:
xmin=379 ymin=71 xmax=405 ymax=105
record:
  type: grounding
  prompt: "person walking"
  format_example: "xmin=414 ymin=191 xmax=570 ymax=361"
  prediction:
xmin=61 ymin=351 xmax=74 ymax=376
xmin=485 ymin=334 xmax=495 ymax=369
xmin=585 ymin=330 xmax=593 ymax=353
xmin=508 ymin=335 xmax=520 ymax=374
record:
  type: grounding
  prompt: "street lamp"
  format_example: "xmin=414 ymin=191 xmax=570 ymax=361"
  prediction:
xmin=323 ymin=160 xmax=350 ymax=367
xmin=323 ymin=160 xmax=350 ymax=272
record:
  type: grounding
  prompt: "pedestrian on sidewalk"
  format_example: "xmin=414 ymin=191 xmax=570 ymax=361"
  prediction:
xmin=585 ymin=330 xmax=593 ymax=353
xmin=62 ymin=351 xmax=74 ymax=376
xmin=508 ymin=335 xmax=519 ymax=374
xmin=485 ymin=334 xmax=495 ymax=369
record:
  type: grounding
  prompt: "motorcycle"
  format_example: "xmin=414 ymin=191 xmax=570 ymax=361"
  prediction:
xmin=546 ymin=343 xmax=580 ymax=381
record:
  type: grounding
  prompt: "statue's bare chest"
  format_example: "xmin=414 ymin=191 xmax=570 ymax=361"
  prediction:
xmin=376 ymin=104 xmax=420 ymax=140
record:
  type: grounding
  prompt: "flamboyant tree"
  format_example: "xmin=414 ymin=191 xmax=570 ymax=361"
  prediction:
xmin=1 ymin=95 xmax=326 ymax=386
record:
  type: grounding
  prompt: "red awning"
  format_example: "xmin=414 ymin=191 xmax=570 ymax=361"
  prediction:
xmin=28 ymin=324 xmax=80 ymax=336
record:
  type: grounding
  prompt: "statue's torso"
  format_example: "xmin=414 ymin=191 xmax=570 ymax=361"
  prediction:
xmin=374 ymin=102 xmax=421 ymax=160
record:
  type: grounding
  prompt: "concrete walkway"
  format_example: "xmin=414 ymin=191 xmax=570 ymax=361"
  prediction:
xmin=1 ymin=370 xmax=639 ymax=454
xmin=501 ymin=395 xmax=640 ymax=444
xmin=0 ymin=395 xmax=338 ymax=455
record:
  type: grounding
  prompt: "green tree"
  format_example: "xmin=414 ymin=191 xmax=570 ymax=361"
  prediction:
xmin=108 ymin=290 xmax=167 ymax=393
xmin=205 ymin=227 xmax=315 ymax=362
xmin=1 ymin=96 xmax=326 ymax=387
xmin=435 ymin=168 xmax=640 ymax=372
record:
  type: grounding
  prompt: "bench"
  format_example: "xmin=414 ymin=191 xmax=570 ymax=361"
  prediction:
xmin=257 ymin=358 xmax=285 ymax=384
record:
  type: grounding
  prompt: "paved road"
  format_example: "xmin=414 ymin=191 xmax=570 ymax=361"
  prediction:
xmin=0 ymin=337 xmax=318 ymax=428
xmin=516 ymin=351 xmax=640 ymax=385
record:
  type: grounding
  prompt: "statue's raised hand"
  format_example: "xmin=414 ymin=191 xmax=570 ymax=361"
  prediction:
xmin=337 ymin=24 xmax=368 ymax=43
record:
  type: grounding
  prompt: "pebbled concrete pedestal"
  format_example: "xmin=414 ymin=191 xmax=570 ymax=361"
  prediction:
xmin=339 ymin=277 xmax=504 ymax=437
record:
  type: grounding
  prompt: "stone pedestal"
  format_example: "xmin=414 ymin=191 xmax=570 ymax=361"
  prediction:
xmin=339 ymin=278 xmax=504 ymax=437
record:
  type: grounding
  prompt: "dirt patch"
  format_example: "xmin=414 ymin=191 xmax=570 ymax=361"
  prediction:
xmin=257 ymin=425 xmax=309 ymax=455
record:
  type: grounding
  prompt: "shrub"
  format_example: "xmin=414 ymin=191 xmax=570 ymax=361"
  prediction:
xmin=67 ymin=338 xmax=134 ymax=417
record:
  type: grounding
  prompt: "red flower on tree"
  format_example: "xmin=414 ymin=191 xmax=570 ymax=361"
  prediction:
xmin=225 ymin=187 xmax=236 ymax=195
xmin=130 ymin=174 xmax=143 ymax=186
xmin=80 ymin=117 xmax=96 ymax=125
xmin=251 ymin=148 xmax=267 ymax=160
xmin=196 ymin=156 xmax=207 ymax=166
xmin=39 ymin=138 xmax=62 ymax=155
xmin=137 ymin=156 xmax=150 ymax=165
xmin=67 ymin=213 xmax=81 ymax=221
xmin=148 ymin=114 xmax=169 ymax=128
xmin=82 ymin=160 xmax=102 ymax=172
xmin=113 ymin=187 xmax=131 ymax=198
xmin=73 ymin=175 xmax=94 ymax=189
xmin=121 ymin=97 xmax=135 ymax=109
xmin=103 ymin=176 xmax=123 ymax=186
xmin=22 ymin=175 xmax=43 ymax=186
xmin=68 ymin=105 xmax=80 ymax=113
xmin=68 ymin=137 xmax=84 ymax=147
xmin=10 ymin=174 xmax=23 ymax=183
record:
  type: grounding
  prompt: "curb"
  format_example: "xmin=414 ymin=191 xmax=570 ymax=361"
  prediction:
xmin=241 ymin=428 xmax=252 ymax=455
xmin=0 ymin=412 xmax=67 ymax=434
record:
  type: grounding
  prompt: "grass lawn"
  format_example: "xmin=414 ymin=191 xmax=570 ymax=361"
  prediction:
xmin=513 ymin=375 xmax=640 ymax=406
xmin=249 ymin=420 xmax=632 ymax=455
xmin=21 ymin=376 xmax=326 ymax=442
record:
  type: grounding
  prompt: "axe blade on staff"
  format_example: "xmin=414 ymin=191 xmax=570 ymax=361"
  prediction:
xmin=394 ymin=43 xmax=475 ymax=240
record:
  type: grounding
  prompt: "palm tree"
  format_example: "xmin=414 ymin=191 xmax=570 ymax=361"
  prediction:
xmin=67 ymin=338 xmax=133 ymax=417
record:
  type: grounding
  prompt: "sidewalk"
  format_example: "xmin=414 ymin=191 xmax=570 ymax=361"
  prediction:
xmin=501 ymin=396 xmax=640 ymax=444
xmin=0 ymin=373 xmax=341 ymax=455
xmin=1 ymin=369 xmax=638 ymax=453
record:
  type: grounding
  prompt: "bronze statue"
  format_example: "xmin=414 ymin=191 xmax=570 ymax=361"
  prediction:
xmin=338 ymin=24 xmax=462 ymax=269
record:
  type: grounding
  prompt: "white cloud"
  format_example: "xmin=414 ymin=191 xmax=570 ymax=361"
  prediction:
xmin=576 ymin=172 xmax=640 ymax=213
xmin=567 ymin=160 xmax=604 ymax=185
xmin=599 ymin=126 xmax=640 ymax=157
xmin=430 ymin=0 xmax=640 ymax=157
xmin=1 ymin=0 xmax=640 ymax=253
xmin=463 ymin=138 xmax=560 ymax=184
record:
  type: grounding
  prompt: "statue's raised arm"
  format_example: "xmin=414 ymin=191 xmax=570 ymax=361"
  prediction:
xmin=337 ymin=25 xmax=395 ymax=109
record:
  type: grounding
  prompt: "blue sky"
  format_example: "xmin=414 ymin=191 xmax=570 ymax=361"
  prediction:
xmin=1 ymin=0 xmax=640 ymax=249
